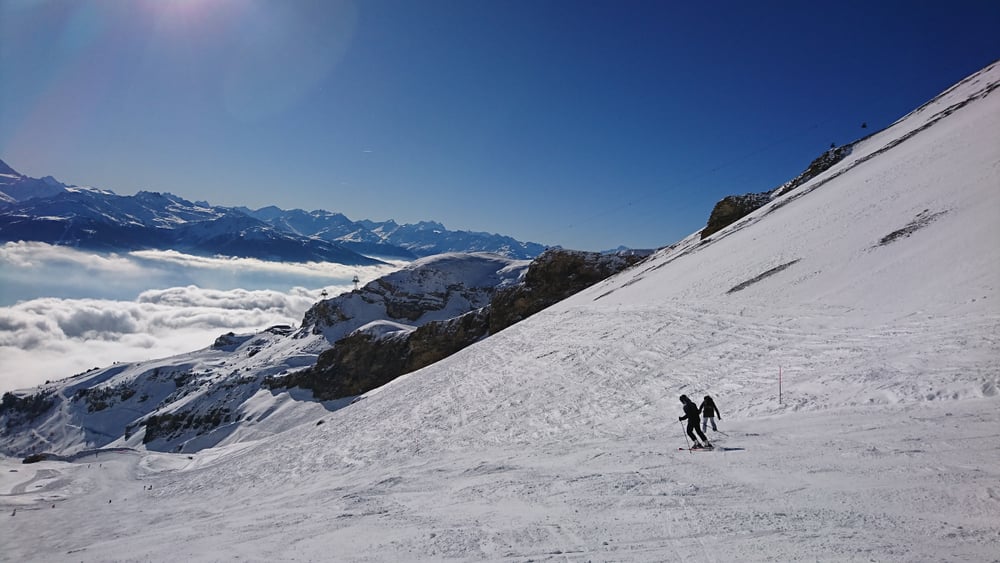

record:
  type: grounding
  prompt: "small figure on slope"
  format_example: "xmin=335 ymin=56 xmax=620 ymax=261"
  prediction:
xmin=679 ymin=395 xmax=712 ymax=449
xmin=700 ymin=395 xmax=721 ymax=433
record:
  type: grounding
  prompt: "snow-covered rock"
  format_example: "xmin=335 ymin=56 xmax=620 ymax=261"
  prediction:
xmin=270 ymin=248 xmax=649 ymax=401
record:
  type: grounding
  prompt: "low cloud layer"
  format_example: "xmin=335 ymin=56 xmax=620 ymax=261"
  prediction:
xmin=0 ymin=287 xmax=318 ymax=393
xmin=1 ymin=242 xmax=405 ymax=305
xmin=0 ymin=242 xmax=404 ymax=393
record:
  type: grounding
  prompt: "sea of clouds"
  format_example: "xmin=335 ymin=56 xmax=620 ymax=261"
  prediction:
xmin=0 ymin=242 xmax=403 ymax=393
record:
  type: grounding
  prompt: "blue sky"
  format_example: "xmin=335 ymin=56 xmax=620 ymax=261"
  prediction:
xmin=1 ymin=0 xmax=998 ymax=251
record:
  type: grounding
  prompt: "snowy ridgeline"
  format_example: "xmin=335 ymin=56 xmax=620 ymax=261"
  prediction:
xmin=1 ymin=62 xmax=998 ymax=561
xmin=0 ymin=166 xmax=549 ymax=263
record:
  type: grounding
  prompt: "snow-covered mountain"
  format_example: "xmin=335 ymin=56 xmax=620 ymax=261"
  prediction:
xmin=0 ymin=252 xmax=532 ymax=455
xmin=0 ymin=160 xmax=67 ymax=203
xmin=2 ymin=61 xmax=998 ymax=561
xmin=239 ymin=207 xmax=548 ymax=259
xmin=0 ymin=167 xmax=547 ymax=262
xmin=0 ymin=246 xmax=646 ymax=456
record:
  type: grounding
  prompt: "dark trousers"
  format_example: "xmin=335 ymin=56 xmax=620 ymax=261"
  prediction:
xmin=687 ymin=419 xmax=709 ymax=443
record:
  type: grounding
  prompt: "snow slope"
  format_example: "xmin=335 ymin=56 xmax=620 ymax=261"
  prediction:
xmin=0 ymin=253 xmax=528 ymax=457
xmin=2 ymin=62 xmax=999 ymax=562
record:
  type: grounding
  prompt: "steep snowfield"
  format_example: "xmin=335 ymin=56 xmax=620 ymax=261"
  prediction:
xmin=2 ymin=62 xmax=999 ymax=561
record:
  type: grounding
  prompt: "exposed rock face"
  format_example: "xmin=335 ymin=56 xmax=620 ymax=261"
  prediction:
xmin=700 ymin=145 xmax=853 ymax=240
xmin=490 ymin=249 xmax=649 ymax=333
xmin=275 ymin=249 xmax=650 ymax=401
xmin=407 ymin=308 xmax=493 ymax=370
xmin=300 ymin=299 xmax=353 ymax=335
xmin=142 ymin=407 xmax=233 ymax=445
xmin=298 ymin=252 xmax=525 ymax=336
xmin=273 ymin=309 xmax=492 ymax=400
xmin=0 ymin=391 xmax=54 ymax=430
xmin=701 ymin=192 xmax=772 ymax=240
xmin=773 ymin=145 xmax=853 ymax=198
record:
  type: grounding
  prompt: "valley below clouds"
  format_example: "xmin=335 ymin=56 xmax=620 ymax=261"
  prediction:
xmin=0 ymin=242 xmax=402 ymax=393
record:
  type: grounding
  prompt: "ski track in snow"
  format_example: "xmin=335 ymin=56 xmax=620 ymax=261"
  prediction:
xmin=2 ymin=298 xmax=998 ymax=562
xmin=2 ymin=401 xmax=998 ymax=562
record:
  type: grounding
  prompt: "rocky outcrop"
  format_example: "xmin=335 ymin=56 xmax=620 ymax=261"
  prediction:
xmin=0 ymin=391 xmax=55 ymax=430
xmin=142 ymin=407 xmax=234 ymax=445
xmin=773 ymin=145 xmax=853 ymax=198
xmin=700 ymin=145 xmax=853 ymax=240
xmin=490 ymin=249 xmax=649 ymax=332
xmin=701 ymin=192 xmax=772 ymax=240
xmin=272 ymin=249 xmax=650 ymax=401
xmin=270 ymin=309 xmax=492 ymax=400
xmin=298 ymin=253 xmax=525 ymax=337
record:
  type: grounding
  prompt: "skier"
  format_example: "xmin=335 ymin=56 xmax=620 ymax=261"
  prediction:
xmin=700 ymin=395 xmax=721 ymax=433
xmin=679 ymin=395 xmax=712 ymax=449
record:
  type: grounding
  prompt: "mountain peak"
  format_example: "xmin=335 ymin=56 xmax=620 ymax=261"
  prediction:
xmin=412 ymin=220 xmax=447 ymax=231
xmin=0 ymin=158 xmax=20 ymax=177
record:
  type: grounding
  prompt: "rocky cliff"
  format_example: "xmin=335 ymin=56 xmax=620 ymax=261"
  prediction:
xmin=270 ymin=248 xmax=651 ymax=401
xmin=701 ymin=145 xmax=854 ymax=240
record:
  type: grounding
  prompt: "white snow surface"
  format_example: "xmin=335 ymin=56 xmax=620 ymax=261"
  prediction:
xmin=2 ymin=62 xmax=999 ymax=562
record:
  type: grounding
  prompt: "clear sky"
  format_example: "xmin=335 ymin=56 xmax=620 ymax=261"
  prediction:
xmin=1 ymin=0 xmax=998 ymax=251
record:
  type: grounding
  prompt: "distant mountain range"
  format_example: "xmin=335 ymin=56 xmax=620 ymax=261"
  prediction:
xmin=0 ymin=160 xmax=548 ymax=264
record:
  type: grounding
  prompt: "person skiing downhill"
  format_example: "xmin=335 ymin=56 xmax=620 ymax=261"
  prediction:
xmin=679 ymin=395 xmax=712 ymax=449
xmin=700 ymin=395 xmax=721 ymax=433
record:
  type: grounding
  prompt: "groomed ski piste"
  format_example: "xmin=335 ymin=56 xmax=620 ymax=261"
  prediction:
xmin=2 ymin=62 xmax=998 ymax=562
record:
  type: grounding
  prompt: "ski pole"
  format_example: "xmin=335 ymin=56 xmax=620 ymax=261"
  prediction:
xmin=680 ymin=419 xmax=691 ymax=452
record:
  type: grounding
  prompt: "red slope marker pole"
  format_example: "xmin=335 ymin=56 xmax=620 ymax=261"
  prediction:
xmin=779 ymin=365 xmax=782 ymax=405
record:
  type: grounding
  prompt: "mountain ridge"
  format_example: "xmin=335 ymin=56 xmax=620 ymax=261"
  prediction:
xmin=0 ymin=165 xmax=548 ymax=262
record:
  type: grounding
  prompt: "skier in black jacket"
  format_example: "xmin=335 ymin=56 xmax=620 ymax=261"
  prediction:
xmin=699 ymin=395 xmax=721 ymax=433
xmin=679 ymin=395 xmax=712 ymax=449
